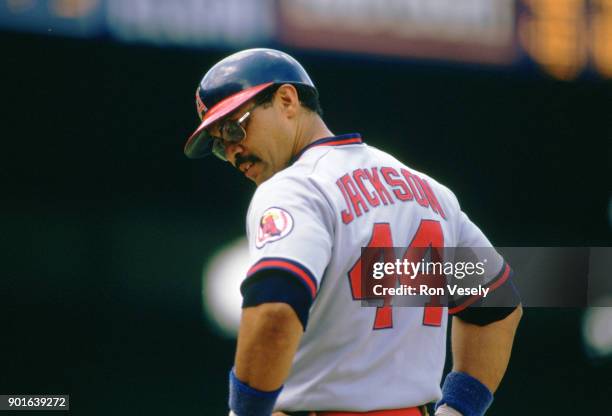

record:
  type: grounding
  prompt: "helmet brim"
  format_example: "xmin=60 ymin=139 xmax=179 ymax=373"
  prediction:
xmin=184 ymin=82 xmax=274 ymax=159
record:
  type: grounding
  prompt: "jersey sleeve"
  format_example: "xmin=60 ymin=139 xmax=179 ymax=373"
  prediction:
xmin=243 ymin=176 xmax=333 ymax=301
xmin=448 ymin=210 xmax=514 ymax=314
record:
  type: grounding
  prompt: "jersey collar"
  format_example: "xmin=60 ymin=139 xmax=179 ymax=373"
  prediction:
xmin=291 ymin=133 xmax=363 ymax=164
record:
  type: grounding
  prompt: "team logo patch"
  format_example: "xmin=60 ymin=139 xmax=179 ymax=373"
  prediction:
xmin=256 ymin=207 xmax=294 ymax=249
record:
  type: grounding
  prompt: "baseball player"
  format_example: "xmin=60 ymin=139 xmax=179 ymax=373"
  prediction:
xmin=185 ymin=49 xmax=522 ymax=416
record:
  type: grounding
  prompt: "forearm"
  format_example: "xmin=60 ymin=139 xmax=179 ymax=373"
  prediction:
xmin=234 ymin=302 xmax=303 ymax=391
xmin=450 ymin=304 xmax=522 ymax=392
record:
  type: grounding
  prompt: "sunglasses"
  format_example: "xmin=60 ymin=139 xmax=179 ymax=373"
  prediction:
xmin=209 ymin=108 xmax=253 ymax=161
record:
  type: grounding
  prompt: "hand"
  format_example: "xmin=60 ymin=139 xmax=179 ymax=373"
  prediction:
xmin=434 ymin=404 xmax=463 ymax=416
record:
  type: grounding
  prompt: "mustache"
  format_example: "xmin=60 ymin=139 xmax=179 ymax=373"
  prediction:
xmin=235 ymin=153 xmax=260 ymax=168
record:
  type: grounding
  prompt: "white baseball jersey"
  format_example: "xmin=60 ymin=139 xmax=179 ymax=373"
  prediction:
xmin=243 ymin=134 xmax=509 ymax=412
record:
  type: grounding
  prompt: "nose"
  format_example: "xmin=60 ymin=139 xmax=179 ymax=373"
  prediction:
xmin=225 ymin=142 xmax=245 ymax=166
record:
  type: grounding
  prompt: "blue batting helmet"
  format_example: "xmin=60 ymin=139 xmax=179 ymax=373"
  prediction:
xmin=184 ymin=48 xmax=316 ymax=159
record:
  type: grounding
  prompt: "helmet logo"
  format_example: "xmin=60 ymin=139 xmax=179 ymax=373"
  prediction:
xmin=195 ymin=87 xmax=208 ymax=120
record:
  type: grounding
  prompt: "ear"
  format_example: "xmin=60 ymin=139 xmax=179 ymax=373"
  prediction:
xmin=274 ymin=84 xmax=300 ymax=117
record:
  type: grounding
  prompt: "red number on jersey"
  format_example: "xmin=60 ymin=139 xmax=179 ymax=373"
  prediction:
xmin=348 ymin=220 xmax=444 ymax=329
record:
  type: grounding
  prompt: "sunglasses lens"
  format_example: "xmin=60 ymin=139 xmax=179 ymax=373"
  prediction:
xmin=211 ymin=110 xmax=251 ymax=161
xmin=211 ymin=137 xmax=227 ymax=161
xmin=222 ymin=121 xmax=246 ymax=142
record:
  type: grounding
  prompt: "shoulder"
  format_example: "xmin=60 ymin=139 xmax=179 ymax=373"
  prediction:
xmin=247 ymin=163 xmax=332 ymax=224
xmin=415 ymin=169 xmax=461 ymax=212
xmin=370 ymin=144 xmax=463 ymax=216
xmin=253 ymin=163 xmax=322 ymax=202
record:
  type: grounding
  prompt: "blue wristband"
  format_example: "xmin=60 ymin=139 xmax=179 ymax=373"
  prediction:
xmin=229 ymin=369 xmax=283 ymax=416
xmin=436 ymin=371 xmax=493 ymax=416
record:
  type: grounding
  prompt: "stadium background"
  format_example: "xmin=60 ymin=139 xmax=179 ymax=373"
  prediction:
xmin=1 ymin=0 xmax=610 ymax=414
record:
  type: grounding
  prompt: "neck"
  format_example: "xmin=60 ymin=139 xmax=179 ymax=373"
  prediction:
xmin=291 ymin=112 xmax=333 ymax=161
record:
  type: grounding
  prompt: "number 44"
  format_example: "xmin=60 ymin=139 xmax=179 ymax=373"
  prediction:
xmin=348 ymin=220 xmax=444 ymax=329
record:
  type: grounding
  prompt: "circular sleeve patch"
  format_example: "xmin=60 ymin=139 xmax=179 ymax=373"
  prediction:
xmin=255 ymin=207 xmax=294 ymax=249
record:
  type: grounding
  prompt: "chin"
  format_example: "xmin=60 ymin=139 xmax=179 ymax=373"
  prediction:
xmin=253 ymin=172 xmax=272 ymax=186
xmin=253 ymin=176 xmax=265 ymax=186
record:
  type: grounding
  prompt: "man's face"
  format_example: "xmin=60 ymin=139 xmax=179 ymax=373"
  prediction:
xmin=209 ymin=97 xmax=292 ymax=186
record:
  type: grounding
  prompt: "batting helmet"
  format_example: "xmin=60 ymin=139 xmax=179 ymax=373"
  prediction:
xmin=184 ymin=48 xmax=316 ymax=159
